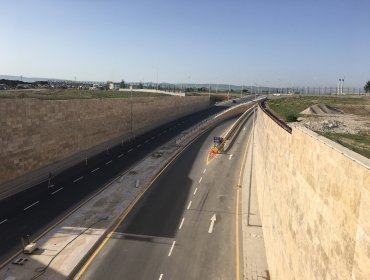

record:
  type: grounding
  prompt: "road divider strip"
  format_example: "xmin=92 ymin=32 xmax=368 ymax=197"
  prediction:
xmin=206 ymin=104 xmax=257 ymax=165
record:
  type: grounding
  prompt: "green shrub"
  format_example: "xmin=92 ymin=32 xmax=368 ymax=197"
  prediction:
xmin=286 ymin=114 xmax=298 ymax=122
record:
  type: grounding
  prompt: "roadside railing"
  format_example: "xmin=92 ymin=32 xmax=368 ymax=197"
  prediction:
xmin=259 ymin=99 xmax=292 ymax=134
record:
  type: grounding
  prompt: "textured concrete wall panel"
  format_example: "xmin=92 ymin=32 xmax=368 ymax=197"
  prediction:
xmin=253 ymin=108 xmax=370 ymax=280
xmin=0 ymin=97 xmax=208 ymax=186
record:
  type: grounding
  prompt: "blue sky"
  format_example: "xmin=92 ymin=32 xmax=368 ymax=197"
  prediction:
xmin=1 ymin=0 xmax=369 ymax=87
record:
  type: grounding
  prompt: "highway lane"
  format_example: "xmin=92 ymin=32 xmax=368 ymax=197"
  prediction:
xmin=77 ymin=111 xmax=254 ymax=280
xmin=0 ymin=97 xmax=253 ymax=265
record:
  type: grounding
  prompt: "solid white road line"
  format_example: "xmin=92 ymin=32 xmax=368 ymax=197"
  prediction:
xmin=0 ymin=219 xmax=8 ymax=225
xmin=199 ymin=177 xmax=202 ymax=183
xmin=91 ymin=167 xmax=100 ymax=173
xmin=229 ymin=154 xmax=233 ymax=160
xmin=168 ymin=241 xmax=176 ymax=256
xmin=179 ymin=218 xmax=185 ymax=229
xmin=128 ymin=148 xmax=134 ymax=153
xmin=105 ymin=160 xmax=112 ymax=165
xmin=73 ymin=176 xmax=84 ymax=183
xmin=203 ymin=168 xmax=206 ymax=174
xmin=159 ymin=274 xmax=163 ymax=280
xmin=187 ymin=201 xmax=192 ymax=209
xmin=117 ymin=154 xmax=124 ymax=158
xmin=193 ymin=188 xmax=198 ymax=195
xmin=24 ymin=201 xmax=40 ymax=211
xmin=51 ymin=187 xmax=64 ymax=195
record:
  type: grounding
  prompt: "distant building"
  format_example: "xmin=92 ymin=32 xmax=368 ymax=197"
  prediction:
xmin=106 ymin=81 xmax=114 ymax=90
xmin=113 ymin=83 xmax=121 ymax=90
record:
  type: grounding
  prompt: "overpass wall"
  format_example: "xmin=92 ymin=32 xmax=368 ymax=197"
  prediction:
xmin=253 ymin=107 xmax=370 ymax=279
xmin=0 ymin=96 xmax=209 ymax=187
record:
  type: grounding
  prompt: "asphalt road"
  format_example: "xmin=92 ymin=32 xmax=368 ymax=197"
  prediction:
xmin=0 ymin=97 xmax=254 ymax=266
xmin=78 ymin=110 xmax=254 ymax=280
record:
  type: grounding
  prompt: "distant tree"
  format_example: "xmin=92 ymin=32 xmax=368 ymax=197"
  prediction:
xmin=364 ymin=80 xmax=370 ymax=93
xmin=120 ymin=80 xmax=126 ymax=89
xmin=138 ymin=82 xmax=143 ymax=89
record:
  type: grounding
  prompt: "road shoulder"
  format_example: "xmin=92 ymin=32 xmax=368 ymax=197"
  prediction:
xmin=242 ymin=128 xmax=270 ymax=280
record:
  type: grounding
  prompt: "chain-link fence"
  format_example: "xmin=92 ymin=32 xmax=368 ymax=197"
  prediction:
xmin=256 ymin=87 xmax=367 ymax=95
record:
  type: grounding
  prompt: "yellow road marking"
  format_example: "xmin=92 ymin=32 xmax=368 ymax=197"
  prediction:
xmin=74 ymin=124 xmax=211 ymax=279
xmin=235 ymin=126 xmax=253 ymax=280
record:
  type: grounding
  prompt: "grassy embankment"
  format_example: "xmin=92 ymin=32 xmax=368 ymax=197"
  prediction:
xmin=267 ymin=96 xmax=370 ymax=159
xmin=0 ymin=89 xmax=169 ymax=100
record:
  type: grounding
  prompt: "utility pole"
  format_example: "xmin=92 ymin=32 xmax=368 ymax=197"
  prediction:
xmin=228 ymin=84 xmax=230 ymax=101
xmin=241 ymin=84 xmax=243 ymax=98
xmin=156 ymin=70 xmax=159 ymax=92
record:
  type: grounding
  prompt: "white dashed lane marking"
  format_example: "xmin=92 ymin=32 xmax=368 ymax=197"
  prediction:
xmin=117 ymin=154 xmax=124 ymax=158
xmin=158 ymin=274 xmax=163 ymax=280
xmin=203 ymin=169 xmax=206 ymax=174
xmin=0 ymin=219 xmax=8 ymax=225
xmin=91 ymin=167 xmax=100 ymax=173
xmin=105 ymin=160 xmax=112 ymax=165
xmin=24 ymin=201 xmax=40 ymax=211
xmin=187 ymin=201 xmax=192 ymax=209
xmin=199 ymin=177 xmax=202 ymax=183
xmin=73 ymin=176 xmax=84 ymax=183
xmin=51 ymin=187 xmax=64 ymax=195
xmin=229 ymin=154 xmax=233 ymax=160
xmin=193 ymin=188 xmax=198 ymax=195
xmin=128 ymin=148 xmax=134 ymax=153
xmin=179 ymin=218 xmax=185 ymax=229
xmin=168 ymin=241 xmax=176 ymax=256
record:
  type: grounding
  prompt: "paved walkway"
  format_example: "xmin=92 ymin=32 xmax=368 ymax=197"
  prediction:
xmin=242 ymin=129 xmax=270 ymax=280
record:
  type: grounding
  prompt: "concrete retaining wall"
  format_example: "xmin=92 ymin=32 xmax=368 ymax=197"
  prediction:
xmin=0 ymin=96 xmax=209 ymax=188
xmin=253 ymin=107 xmax=370 ymax=279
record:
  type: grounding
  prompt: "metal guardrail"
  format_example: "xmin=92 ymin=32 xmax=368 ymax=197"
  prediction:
xmin=259 ymin=99 xmax=292 ymax=134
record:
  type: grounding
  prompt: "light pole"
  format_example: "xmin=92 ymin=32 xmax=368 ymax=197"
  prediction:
xmin=130 ymin=86 xmax=133 ymax=138
xmin=338 ymin=79 xmax=341 ymax=95
xmin=228 ymin=84 xmax=230 ymax=101
xmin=241 ymin=84 xmax=243 ymax=98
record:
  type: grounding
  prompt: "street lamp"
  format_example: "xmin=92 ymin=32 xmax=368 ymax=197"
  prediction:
xmin=228 ymin=84 xmax=230 ymax=101
xmin=130 ymin=86 xmax=133 ymax=138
